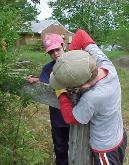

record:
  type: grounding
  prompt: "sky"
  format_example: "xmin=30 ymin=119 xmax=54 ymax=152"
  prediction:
xmin=36 ymin=0 xmax=53 ymax=20
xmin=28 ymin=0 xmax=53 ymax=20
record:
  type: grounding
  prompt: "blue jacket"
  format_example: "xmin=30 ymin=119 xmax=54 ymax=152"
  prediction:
xmin=39 ymin=61 xmax=69 ymax=127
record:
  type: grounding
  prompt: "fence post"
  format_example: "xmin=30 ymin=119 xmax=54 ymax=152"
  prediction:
xmin=69 ymin=124 xmax=91 ymax=165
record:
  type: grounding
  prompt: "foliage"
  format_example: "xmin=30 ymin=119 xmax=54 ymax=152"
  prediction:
xmin=107 ymin=28 xmax=129 ymax=52
xmin=0 ymin=0 xmax=38 ymax=52
xmin=0 ymin=0 xmax=38 ymax=99
xmin=104 ymin=1 xmax=129 ymax=51
xmin=116 ymin=28 xmax=129 ymax=51
xmin=49 ymin=0 xmax=129 ymax=45
xmin=31 ymin=0 xmax=40 ymax=3
xmin=0 ymin=0 xmax=46 ymax=164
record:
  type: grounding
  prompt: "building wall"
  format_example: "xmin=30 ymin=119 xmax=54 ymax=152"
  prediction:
xmin=16 ymin=33 xmax=41 ymax=46
xmin=17 ymin=24 xmax=73 ymax=49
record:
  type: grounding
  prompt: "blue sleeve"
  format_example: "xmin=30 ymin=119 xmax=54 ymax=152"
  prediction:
xmin=39 ymin=67 xmax=49 ymax=83
xmin=39 ymin=61 xmax=55 ymax=84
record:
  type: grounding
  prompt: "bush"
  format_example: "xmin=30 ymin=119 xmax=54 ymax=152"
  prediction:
xmin=0 ymin=1 xmax=46 ymax=164
xmin=108 ymin=28 xmax=129 ymax=52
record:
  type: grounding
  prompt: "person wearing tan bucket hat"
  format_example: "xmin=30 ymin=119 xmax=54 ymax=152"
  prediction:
xmin=50 ymin=29 xmax=127 ymax=165
xmin=50 ymin=50 xmax=97 ymax=90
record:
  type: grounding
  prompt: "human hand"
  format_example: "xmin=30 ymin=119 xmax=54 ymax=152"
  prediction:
xmin=27 ymin=75 xmax=39 ymax=84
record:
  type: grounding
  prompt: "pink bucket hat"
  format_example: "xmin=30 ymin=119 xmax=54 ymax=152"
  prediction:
xmin=43 ymin=33 xmax=64 ymax=52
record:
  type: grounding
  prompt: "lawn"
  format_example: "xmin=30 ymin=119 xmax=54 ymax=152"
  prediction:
xmin=21 ymin=49 xmax=129 ymax=164
xmin=16 ymin=48 xmax=51 ymax=76
xmin=104 ymin=50 xmax=129 ymax=59
xmin=20 ymin=49 xmax=51 ymax=65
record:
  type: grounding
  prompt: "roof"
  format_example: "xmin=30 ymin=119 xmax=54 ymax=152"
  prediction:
xmin=31 ymin=20 xmax=58 ymax=33
xmin=21 ymin=19 xmax=73 ymax=34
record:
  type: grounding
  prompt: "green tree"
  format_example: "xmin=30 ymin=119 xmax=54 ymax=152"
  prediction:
xmin=0 ymin=1 xmax=41 ymax=164
xmin=0 ymin=0 xmax=38 ymax=53
xmin=49 ymin=0 xmax=129 ymax=45
xmin=106 ymin=1 xmax=129 ymax=51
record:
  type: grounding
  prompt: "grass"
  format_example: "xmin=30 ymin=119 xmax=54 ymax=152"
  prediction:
xmin=104 ymin=50 xmax=129 ymax=59
xmin=22 ymin=104 xmax=54 ymax=165
xmin=20 ymin=49 xmax=129 ymax=164
xmin=19 ymin=49 xmax=51 ymax=65
xmin=105 ymin=50 xmax=129 ymax=164
xmin=16 ymin=48 xmax=51 ymax=76
xmin=116 ymin=67 xmax=129 ymax=165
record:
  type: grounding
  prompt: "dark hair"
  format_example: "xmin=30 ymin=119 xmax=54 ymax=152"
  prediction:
xmin=89 ymin=67 xmax=98 ymax=81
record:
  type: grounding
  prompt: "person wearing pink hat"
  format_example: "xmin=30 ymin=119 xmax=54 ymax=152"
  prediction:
xmin=28 ymin=33 xmax=69 ymax=165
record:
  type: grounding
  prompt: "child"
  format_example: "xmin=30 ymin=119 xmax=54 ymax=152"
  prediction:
xmin=50 ymin=29 xmax=127 ymax=165
xmin=28 ymin=33 xmax=69 ymax=165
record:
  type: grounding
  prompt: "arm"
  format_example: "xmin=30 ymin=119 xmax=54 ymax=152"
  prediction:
xmin=59 ymin=92 xmax=94 ymax=125
xmin=69 ymin=29 xmax=95 ymax=50
xmin=39 ymin=62 xmax=54 ymax=83
xmin=27 ymin=66 xmax=49 ymax=84
xmin=27 ymin=62 xmax=51 ymax=84
xmin=59 ymin=93 xmax=79 ymax=125
xmin=27 ymin=75 xmax=39 ymax=84
xmin=69 ymin=29 xmax=111 ymax=66
xmin=39 ymin=68 xmax=49 ymax=83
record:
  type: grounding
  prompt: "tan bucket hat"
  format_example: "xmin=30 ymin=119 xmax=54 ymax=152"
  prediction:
xmin=50 ymin=50 xmax=96 ymax=89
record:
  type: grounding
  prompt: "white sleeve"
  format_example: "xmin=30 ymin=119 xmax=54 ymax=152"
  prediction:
xmin=85 ymin=44 xmax=112 ymax=67
xmin=72 ymin=95 xmax=95 ymax=124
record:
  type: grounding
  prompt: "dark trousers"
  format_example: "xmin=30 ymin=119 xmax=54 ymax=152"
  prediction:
xmin=91 ymin=130 xmax=127 ymax=165
xmin=51 ymin=126 xmax=70 ymax=165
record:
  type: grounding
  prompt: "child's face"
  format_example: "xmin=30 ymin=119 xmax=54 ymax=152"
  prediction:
xmin=48 ymin=45 xmax=64 ymax=60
